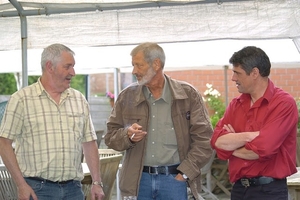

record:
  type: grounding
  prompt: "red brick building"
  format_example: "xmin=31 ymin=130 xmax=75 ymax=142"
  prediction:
xmin=90 ymin=63 xmax=300 ymax=103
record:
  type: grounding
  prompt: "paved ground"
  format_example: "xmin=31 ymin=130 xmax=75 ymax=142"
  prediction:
xmin=110 ymin=193 xmax=230 ymax=200
xmin=200 ymin=192 xmax=230 ymax=200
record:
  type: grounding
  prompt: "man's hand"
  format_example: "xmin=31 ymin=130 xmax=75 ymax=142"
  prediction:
xmin=175 ymin=173 xmax=187 ymax=182
xmin=127 ymin=123 xmax=147 ymax=142
xmin=91 ymin=184 xmax=105 ymax=200
xmin=17 ymin=184 xmax=38 ymax=200
xmin=223 ymin=124 xmax=235 ymax=133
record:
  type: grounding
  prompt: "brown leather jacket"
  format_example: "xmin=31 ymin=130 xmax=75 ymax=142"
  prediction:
xmin=105 ymin=75 xmax=213 ymax=199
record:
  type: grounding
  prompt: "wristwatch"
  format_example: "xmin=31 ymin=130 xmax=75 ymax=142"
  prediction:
xmin=179 ymin=172 xmax=188 ymax=180
xmin=92 ymin=181 xmax=104 ymax=187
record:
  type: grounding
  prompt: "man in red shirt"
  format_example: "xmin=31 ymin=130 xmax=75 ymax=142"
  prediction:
xmin=211 ymin=46 xmax=298 ymax=200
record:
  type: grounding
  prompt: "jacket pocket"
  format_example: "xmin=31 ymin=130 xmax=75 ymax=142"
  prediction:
xmin=123 ymin=114 xmax=146 ymax=129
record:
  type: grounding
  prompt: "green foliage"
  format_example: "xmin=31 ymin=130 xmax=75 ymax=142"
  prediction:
xmin=28 ymin=76 xmax=39 ymax=85
xmin=27 ymin=75 xmax=86 ymax=95
xmin=29 ymin=75 xmax=86 ymax=95
xmin=71 ymin=75 xmax=86 ymax=95
xmin=203 ymin=84 xmax=226 ymax=128
xmin=0 ymin=73 xmax=17 ymax=94
xmin=0 ymin=74 xmax=86 ymax=96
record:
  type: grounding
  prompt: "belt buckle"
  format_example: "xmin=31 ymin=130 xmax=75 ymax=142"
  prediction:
xmin=148 ymin=167 xmax=158 ymax=175
xmin=241 ymin=178 xmax=250 ymax=187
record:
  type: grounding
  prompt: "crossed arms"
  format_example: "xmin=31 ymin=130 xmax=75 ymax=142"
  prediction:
xmin=214 ymin=124 xmax=259 ymax=160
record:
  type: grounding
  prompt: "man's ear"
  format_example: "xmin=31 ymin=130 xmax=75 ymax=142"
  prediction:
xmin=251 ymin=67 xmax=260 ymax=78
xmin=45 ymin=61 xmax=53 ymax=72
xmin=153 ymin=58 xmax=161 ymax=71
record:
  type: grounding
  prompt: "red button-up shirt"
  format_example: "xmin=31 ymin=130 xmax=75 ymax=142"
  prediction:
xmin=211 ymin=80 xmax=298 ymax=183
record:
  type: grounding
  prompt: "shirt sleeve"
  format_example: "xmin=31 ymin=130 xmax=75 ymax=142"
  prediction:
xmin=0 ymin=95 xmax=23 ymax=140
xmin=210 ymin=103 xmax=235 ymax=160
xmin=245 ymin=99 xmax=298 ymax=160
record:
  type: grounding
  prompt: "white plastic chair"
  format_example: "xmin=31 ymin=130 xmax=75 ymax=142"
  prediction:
xmin=0 ymin=164 xmax=18 ymax=200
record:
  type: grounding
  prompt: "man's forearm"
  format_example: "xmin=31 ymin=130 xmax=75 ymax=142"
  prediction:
xmin=233 ymin=147 xmax=259 ymax=160
xmin=82 ymin=141 xmax=101 ymax=182
xmin=215 ymin=133 xmax=248 ymax=151
xmin=215 ymin=131 xmax=259 ymax=151
xmin=0 ymin=137 xmax=27 ymax=187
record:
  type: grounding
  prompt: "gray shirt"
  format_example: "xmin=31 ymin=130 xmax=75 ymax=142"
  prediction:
xmin=143 ymin=78 xmax=180 ymax=166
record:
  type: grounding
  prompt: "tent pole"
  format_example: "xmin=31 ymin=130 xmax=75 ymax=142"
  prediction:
xmin=21 ymin=16 xmax=28 ymax=88
xmin=9 ymin=0 xmax=28 ymax=88
xmin=224 ymin=65 xmax=229 ymax=107
xmin=113 ymin=68 xmax=120 ymax=101
xmin=85 ymin=75 xmax=90 ymax=101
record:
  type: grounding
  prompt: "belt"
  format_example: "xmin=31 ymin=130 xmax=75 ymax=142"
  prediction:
xmin=239 ymin=176 xmax=280 ymax=187
xmin=26 ymin=177 xmax=74 ymax=184
xmin=143 ymin=164 xmax=180 ymax=175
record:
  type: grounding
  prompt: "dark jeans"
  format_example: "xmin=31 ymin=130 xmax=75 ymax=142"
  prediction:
xmin=25 ymin=177 xmax=84 ymax=200
xmin=137 ymin=172 xmax=188 ymax=200
xmin=231 ymin=178 xmax=288 ymax=200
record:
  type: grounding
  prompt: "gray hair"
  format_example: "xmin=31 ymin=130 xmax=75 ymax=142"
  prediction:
xmin=130 ymin=42 xmax=165 ymax=69
xmin=41 ymin=43 xmax=75 ymax=71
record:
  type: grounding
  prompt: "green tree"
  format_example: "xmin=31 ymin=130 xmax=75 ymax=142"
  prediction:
xmin=71 ymin=75 xmax=86 ymax=95
xmin=29 ymin=75 xmax=86 ymax=95
xmin=0 ymin=73 xmax=17 ymax=94
xmin=0 ymin=74 xmax=86 ymax=95
xmin=28 ymin=76 xmax=39 ymax=85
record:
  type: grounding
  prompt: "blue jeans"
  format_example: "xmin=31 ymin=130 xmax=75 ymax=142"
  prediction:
xmin=24 ymin=177 xmax=84 ymax=200
xmin=137 ymin=172 xmax=188 ymax=200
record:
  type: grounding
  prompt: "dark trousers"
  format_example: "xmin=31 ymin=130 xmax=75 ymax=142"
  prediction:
xmin=231 ymin=178 xmax=288 ymax=200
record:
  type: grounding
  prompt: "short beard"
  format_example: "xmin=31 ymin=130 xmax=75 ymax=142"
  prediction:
xmin=137 ymin=66 xmax=156 ymax=85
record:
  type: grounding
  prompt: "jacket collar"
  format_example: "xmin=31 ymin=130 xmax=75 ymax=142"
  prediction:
xmin=134 ymin=74 xmax=188 ymax=105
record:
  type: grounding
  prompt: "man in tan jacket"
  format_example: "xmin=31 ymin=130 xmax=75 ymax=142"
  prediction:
xmin=105 ymin=42 xmax=213 ymax=200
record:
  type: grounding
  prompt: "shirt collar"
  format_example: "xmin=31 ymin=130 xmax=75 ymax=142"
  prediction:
xmin=143 ymin=76 xmax=171 ymax=104
xmin=238 ymin=79 xmax=274 ymax=104
xmin=36 ymin=77 xmax=71 ymax=98
xmin=36 ymin=77 xmax=46 ymax=96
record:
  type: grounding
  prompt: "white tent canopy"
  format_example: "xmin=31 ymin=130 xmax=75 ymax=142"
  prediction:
xmin=0 ymin=0 xmax=299 ymax=76
xmin=1 ymin=0 xmax=300 ymax=50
